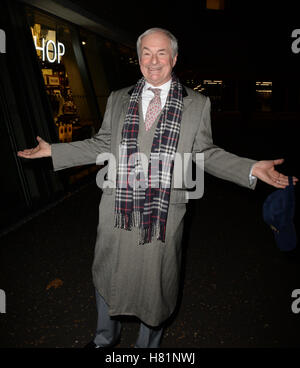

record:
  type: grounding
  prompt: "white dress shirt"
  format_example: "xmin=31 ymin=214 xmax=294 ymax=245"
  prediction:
xmin=141 ymin=79 xmax=171 ymax=121
xmin=249 ymin=166 xmax=257 ymax=185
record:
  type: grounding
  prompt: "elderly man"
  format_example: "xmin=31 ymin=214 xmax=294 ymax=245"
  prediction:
xmin=18 ymin=28 xmax=297 ymax=348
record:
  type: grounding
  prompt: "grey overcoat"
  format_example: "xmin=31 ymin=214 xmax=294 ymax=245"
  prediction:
xmin=51 ymin=85 xmax=257 ymax=327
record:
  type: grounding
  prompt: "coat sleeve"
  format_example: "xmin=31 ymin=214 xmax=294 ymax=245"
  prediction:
xmin=51 ymin=92 xmax=113 ymax=171
xmin=192 ymin=96 xmax=257 ymax=190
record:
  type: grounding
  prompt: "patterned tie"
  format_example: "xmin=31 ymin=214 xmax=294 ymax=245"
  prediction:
xmin=145 ymin=87 xmax=162 ymax=131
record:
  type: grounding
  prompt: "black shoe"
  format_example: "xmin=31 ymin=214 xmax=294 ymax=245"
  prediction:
xmin=84 ymin=341 xmax=102 ymax=349
xmin=84 ymin=337 xmax=121 ymax=349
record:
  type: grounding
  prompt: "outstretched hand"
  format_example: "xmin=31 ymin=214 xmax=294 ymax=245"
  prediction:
xmin=17 ymin=136 xmax=51 ymax=159
xmin=252 ymin=158 xmax=298 ymax=189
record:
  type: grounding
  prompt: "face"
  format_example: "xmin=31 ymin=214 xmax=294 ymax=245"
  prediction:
xmin=139 ymin=31 xmax=177 ymax=86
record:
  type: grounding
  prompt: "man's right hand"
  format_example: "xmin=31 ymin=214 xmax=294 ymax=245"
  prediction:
xmin=17 ymin=136 xmax=52 ymax=159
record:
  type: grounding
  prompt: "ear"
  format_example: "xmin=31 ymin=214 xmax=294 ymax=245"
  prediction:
xmin=172 ymin=54 xmax=178 ymax=67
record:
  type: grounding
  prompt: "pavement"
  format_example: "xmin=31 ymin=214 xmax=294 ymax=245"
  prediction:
xmin=0 ymin=173 xmax=299 ymax=348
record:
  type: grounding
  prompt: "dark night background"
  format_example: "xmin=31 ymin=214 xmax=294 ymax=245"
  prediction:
xmin=69 ymin=0 xmax=299 ymax=72
xmin=0 ymin=0 xmax=300 ymax=350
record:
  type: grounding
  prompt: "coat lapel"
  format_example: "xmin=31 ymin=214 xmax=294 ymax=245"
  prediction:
xmin=183 ymin=91 xmax=192 ymax=112
xmin=122 ymin=89 xmax=132 ymax=117
xmin=119 ymin=90 xmax=131 ymax=133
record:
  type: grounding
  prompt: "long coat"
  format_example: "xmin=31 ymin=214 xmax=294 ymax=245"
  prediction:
xmin=51 ymin=85 xmax=257 ymax=327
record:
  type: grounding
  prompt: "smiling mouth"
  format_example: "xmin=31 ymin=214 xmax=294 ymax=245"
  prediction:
xmin=149 ymin=68 xmax=161 ymax=72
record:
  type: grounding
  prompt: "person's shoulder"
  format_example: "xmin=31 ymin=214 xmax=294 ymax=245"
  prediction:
xmin=110 ymin=85 xmax=135 ymax=98
xmin=183 ymin=85 xmax=208 ymax=103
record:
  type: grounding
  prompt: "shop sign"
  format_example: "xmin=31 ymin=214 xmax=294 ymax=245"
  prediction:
xmin=0 ymin=29 xmax=6 ymax=53
xmin=33 ymin=36 xmax=65 ymax=63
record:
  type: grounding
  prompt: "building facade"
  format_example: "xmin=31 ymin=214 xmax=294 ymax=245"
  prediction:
xmin=0 ymin=0 xmax=139 ymax=233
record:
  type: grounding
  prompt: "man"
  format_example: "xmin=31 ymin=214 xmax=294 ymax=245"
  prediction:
xmin=18 ymin=28 xmax=297 ymax=348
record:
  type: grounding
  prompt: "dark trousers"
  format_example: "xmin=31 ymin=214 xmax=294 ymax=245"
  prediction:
xmin=94 ymin=289 xmax=163 ymax=348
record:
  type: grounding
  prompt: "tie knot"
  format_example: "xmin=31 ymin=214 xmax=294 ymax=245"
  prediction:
xmin=148 ymin=87 xmax=161 ymax=97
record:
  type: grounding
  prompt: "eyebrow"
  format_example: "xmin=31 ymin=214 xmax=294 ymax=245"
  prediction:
xmin=142 ymin=47 xmax=167 ymax=52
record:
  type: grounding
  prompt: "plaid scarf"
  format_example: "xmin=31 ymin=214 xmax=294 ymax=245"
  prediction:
xmin=114 ymin=75 xmax=183 ymax=244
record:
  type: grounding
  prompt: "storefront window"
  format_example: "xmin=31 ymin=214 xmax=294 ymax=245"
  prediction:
xmin=79 ymin=30 xmax=110 ymax=128
xmin=80 ymin=30 xmax=139 ymax=94
xmin=256 ymin=81 xmax=272 ymax=111
xmin=193 ymin=79 xmax=223 ymax=111
xmin=179 ymin=75 xmax=240 ymax=112
xmin=116 ymin=44 xmax=140 ymax=87
xmin=26 ymin=8 xmax=97 ymax=143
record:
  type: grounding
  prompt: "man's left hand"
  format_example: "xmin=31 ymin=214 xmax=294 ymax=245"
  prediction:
xmin=252 ymin=158 xmax=298 ymax=188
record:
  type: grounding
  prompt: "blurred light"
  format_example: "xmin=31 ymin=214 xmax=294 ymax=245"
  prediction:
xmin=256 ymin=90 xmax=272 ymax=93
xmin=206 ymin=0 xmax=225 ymax=10
xmin=204 ymin=80 xmax=223 ymax=85
xmin=256 ymin=81 xmax=272 ymax=86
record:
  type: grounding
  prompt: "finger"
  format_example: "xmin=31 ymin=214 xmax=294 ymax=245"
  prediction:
xmin=291 ymin=177 xmax=298 ymax=185
xmin=281 ymin=175 xmax=299 ymax=182
xmin=18 ymin=145 xmax=39 ymax=154
xmin=270 ymin=171 xmax=289 ymax=181
xmin=18 ymin=151 xmax=34 ymax=156
xmin=17 ymin=150 xmax=30 ymax=155
xmin=275 ymin=174 xmax=298 ymax=185
xmin=273 ymin=158 xmax=284 ymax=166
xmin=272 ymin=179 xmax=287 ymax=186
xmin=269 ymin=174 xmax=287 ymax=187
xmin=277 ymin=176 xmax=289 ymax=184
xmin=17 ymin=149 xmax=33 ymax=155
xmin=271 ymin=175 xmax=298 ymax=187
xmin=17 ymin=152 xmax=33 ymax=158
xmin=272 ymin=182 xmax=286 ymax=189
xmin=270 ymin=172 xmax=283 ymax=182
xmin=17 ymin=147 xmax=38 ymax=157
xmin=31 ymin=146 xmax=39 ymax=153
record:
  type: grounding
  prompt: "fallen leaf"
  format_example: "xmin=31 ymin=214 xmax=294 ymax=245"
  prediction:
xmin=46 ymin=278 xmax=63 ymax=290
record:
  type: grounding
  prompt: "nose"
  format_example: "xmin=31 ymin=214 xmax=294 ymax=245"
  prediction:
xmin=151 ymin=54 xmax=158 ymax=64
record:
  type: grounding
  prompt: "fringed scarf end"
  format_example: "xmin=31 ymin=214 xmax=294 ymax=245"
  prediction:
xmin=138 ymin=222 xmax=166 ymax=245
xmin=114 ymin=211 xmax=142 ymax=231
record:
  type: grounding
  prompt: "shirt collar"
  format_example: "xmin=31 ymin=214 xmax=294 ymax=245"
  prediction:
xmin=144 ymin=79 xmax=171 ymax=94
xmin=127 ymin=80 xmax=188 ymax=98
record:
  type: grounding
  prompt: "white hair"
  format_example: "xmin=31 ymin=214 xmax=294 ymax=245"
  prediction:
xmin=136 ymin=27 xmax=178 ymax=60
